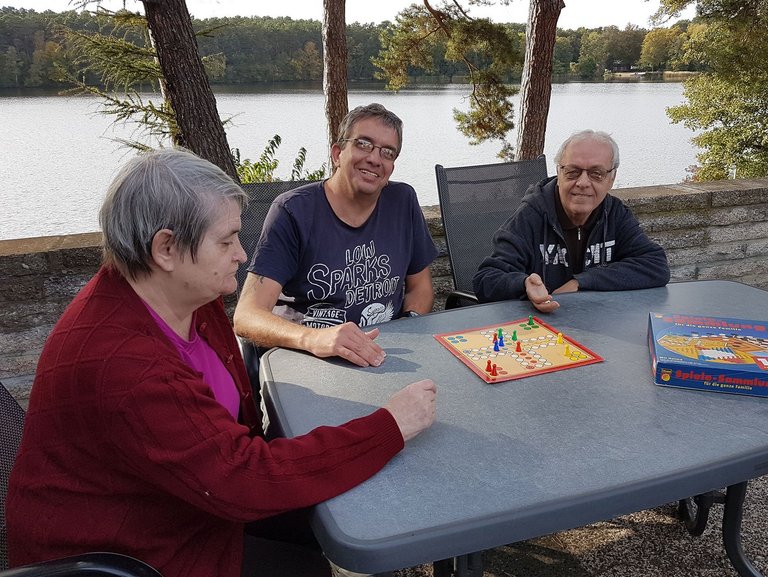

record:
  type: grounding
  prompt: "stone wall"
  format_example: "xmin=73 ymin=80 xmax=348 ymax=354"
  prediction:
xmin=3 ymin=178 xmax=768 ymax=404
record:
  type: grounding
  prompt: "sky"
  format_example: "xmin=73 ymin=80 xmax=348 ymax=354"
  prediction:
xmin=14 ymin=0 xmax=696 ymax=29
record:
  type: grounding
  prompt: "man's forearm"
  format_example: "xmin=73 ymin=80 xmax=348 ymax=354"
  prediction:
xmin=235 ymin=308 xmax=315 ymax=351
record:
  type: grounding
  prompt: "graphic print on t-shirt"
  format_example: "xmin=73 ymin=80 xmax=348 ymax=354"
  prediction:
xmin=360 ymin=301 xmax=395 ymax=326
xmin=303 ymin=240 xmax=399 ymax=328
xmin=302 ymin=302 xmax=347 ymax=328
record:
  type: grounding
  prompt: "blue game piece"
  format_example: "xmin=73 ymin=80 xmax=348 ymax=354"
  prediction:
xmin=493 ymin=340 xmax=500 ymax=352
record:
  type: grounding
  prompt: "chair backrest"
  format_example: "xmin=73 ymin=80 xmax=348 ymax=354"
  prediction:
xmin=0 ymin=382 xmax=25 ymax=570
xmin=236 ymin=181 xmax=314 ymax=391
xmin=237 ymin=181 xmax=313 ymax=295
xmin=435 ymin=156 xmax=548 ymax=295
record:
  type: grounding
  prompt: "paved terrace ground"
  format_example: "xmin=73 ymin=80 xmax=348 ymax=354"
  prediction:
xmin=2 ymin=178 xmax=768 ymax=576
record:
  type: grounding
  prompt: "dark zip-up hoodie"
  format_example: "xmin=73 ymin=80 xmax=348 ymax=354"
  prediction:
xmin=473 ymin=176 xmax=670 ymax=303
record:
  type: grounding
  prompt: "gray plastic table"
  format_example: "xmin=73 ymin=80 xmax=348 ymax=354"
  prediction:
xmin=260 ymin=281 xmax=768 ymax=576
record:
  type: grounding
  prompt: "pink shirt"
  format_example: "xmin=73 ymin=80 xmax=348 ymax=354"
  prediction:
xmin=144 ymin=303 xmax=240 ymax=419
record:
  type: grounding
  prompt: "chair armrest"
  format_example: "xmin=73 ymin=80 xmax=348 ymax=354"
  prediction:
xmin=238 ymin=335 xmax=262 ymax=391
xmin=445 ymin=290 xmax=479 ymax=310
xmin=0 ymin=553 xmax=162 ymax=577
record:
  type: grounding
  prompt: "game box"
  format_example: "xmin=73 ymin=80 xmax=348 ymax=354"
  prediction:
xmin=648 ymin=312 xmax=768 ymax=398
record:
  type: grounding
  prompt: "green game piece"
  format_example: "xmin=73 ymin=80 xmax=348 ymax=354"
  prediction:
xmin=528 ymin=315 xmax=534 ymax=326
xmin=512 ymin=330 xmax=517 ymax=341
xmin=497 ymin=328 xmax=503 ymax=339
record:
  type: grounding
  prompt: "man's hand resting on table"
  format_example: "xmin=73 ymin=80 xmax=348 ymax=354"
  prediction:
xmin=385 ymin=379 xmax=437 ymax=442
xmin=303 ymin=322 xmax=386 ymax=368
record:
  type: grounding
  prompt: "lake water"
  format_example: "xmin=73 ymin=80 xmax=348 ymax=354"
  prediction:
xmin=2 ymin=82 xmax=698 ymax=241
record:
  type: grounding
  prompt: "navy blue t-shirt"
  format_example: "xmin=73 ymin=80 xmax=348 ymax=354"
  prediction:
xmin=248 ymin=180 xmax=438 ymax=328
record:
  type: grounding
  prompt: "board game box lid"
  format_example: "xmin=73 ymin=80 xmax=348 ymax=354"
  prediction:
xmin=648 ymin=311 xmax=768 ymax=397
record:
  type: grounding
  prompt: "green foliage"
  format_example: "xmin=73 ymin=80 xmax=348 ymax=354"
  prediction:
xmin=55 ymin=8 xmax=324 ymax=180
xmin=602 ymin=25 xmax=645 ymax=72
xmin=0 ymin=9 xmax=376 ymax=87
xmin=639 ymin=27 xmax=682 ymax=70
xmin=56 ymin=8 xmax=179 ymax=146
xmin=373 ymin=1 xmax=522 ymax=156
xmin=453 ymin=73 xmax=516 ymax=145
xmin=551 ymin=36 xmax=573 ymax=75
xmin=0 ymin=7 xmax=78 ymax=87
xmin=58 ymin=9 xmax=158 ymax=89
xmin=234 ymin=135 xmax=326 ymax=183
xmin=661 ymin=0 xmax=768 ymax=180
xmin=669 ymin=75 xmax=768 ymax=180
xmin=0 ymin=7 xmax=704 ymax=89
xmin=574 ymin=30 xmax=607 ymax=77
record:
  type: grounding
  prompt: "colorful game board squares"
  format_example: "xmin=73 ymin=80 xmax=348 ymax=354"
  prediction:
xmin=434 ymin=317 xmax=603 ymax=384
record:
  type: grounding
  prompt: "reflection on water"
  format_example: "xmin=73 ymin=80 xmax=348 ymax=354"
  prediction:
xmin=2 ymin=83 xmax=697 ymax=240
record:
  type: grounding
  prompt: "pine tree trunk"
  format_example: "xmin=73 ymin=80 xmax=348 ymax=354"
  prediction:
xmin=515 ymin=0 xmax=564 ymax=160
xmin=323 ymin=0 xmax=348 ymax=170
xmin=142 ymin=0 xmax=238 ymax=181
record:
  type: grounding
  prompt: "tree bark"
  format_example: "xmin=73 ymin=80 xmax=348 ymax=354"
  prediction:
xmin=323 ymin=0 xmax=349 ymax=169
xmin=515 ymin=0 xmax=564 ymax=160
xmin=142 ymin=0 xmax=238 ymax=181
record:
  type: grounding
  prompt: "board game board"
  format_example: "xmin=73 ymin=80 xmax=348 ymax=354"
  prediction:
xmin=434 ymin=316 xmax=603 ymax=383
xmin=648 ymin=312 xmax=768 ymax=398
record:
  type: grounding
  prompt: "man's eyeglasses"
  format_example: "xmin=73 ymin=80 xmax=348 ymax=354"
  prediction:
xmin=558 ymin=165 xmax=616 ymax=183
xmin=338 ymin=138 xmax=398 ymax=161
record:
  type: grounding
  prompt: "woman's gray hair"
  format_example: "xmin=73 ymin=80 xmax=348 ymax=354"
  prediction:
xmin=99 ymin=148 xmax=246 ymax=280
xmin=554 ymin=130 xmax=620 ymax=169
xmin=337 ymin=103 xmax=404 ymax=153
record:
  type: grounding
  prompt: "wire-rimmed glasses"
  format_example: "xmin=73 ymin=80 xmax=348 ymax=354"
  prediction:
xmin=558 ymin=165 xmax=617 ymax=183
xmin=338 ymin=138 xmax=398 ymax=161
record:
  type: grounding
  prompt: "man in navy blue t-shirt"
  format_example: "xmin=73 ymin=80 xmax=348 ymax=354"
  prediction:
xmin=234 ymin=104 xmax=438 ymax=368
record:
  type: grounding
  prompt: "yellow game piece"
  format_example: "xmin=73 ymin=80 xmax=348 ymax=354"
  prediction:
xmin=557 ymin=332 xmax=563 ymax=344
xmin=564 ymin=344 xmax=571 ymax=357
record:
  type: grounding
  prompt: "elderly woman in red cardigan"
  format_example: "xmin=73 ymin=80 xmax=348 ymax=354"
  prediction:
xmin=7 ymin=148 xmax=436 ymax=577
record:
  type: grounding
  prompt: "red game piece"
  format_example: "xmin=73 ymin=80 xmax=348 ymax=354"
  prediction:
xmin=490 ymin=363 xmax=498 ymax=376
xmin=485 ymin=359 xmax=492 ymax=372
xmin=515 ymin=341 xmax=522 ymax=352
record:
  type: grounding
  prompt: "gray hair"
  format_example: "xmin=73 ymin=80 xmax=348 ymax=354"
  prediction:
xmin=337 ymin=103 xmax=404 ymax=153
xmin=99 ymin=148 xmax=247 ymax=280
xmin=554 ymin=130 xmax=620 ymax=169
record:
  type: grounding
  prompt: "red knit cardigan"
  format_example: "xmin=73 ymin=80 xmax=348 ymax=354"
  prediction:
xmin=7 ymin=266 xmax=403 ymax=577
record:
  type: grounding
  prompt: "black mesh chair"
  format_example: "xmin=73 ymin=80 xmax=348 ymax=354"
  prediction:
xmin=0 ymin=382 xmax=24 ymax=572
xmin=0 ymin=382 xmax=162 ymax=576
xmin=237 ymin=181 xmax=313 ymax=294
xmin=435 ymin=156 xmax=548 ymax=309
xmin=237 ymin=181 xmax=313 ymax=390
